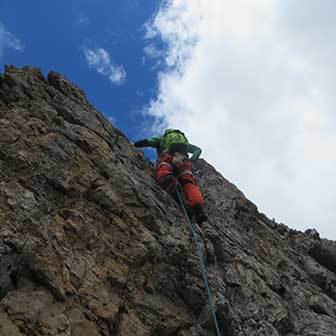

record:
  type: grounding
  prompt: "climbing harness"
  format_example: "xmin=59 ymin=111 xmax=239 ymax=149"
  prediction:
xmin=176 ymin=190 xmax=221 ymax=336
xmin=171 ymin=152 xmax=186 ymax=167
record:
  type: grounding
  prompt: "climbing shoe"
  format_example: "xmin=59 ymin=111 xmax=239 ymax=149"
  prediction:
xmin=158 ymin=174 xmax=178 ymax=194
xmin=193 ymin=203 xmax=207 ymax=225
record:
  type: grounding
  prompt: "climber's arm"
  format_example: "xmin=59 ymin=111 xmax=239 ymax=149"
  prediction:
xmin=188 ymin=144 xmax=202 ymax=161
xmin=134 ymin=137 xmax=161 ymax=149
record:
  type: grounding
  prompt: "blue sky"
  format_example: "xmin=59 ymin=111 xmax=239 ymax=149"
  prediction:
xmin=0 ymin=0 xmax=164 ymax=149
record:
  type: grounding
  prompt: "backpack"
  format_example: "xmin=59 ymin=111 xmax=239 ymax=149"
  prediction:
xmin=160 ymin=129 xmax=189 ymax=154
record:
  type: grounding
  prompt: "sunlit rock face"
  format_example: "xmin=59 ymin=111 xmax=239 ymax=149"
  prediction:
xmin=0 ymin=65 xmax=335 ymax=336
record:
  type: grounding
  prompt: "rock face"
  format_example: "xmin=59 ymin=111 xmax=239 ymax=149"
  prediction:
xmin=0 ymin=65 xmax=335 ymax=336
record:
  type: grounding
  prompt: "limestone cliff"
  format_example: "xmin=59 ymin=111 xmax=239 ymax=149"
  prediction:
xmin=0 ymin=65 xmax=335 ymax=336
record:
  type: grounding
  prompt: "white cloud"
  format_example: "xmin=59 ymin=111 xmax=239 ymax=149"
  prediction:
xmin=83 ymin=47 xmax=126 ymax=85
xmin=144 ymin=0 xmax=336 ymax=239
xmin=77 ymin=13 xmax=90 ymax=25
xmin=0 ymin=22 xmax=24 ymax=57
xmin=144 ymin=44 xmax=165 ymax=59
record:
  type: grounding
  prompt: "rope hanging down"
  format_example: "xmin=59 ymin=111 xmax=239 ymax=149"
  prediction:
xmin=176 ymin=190 xmax=221 ymax=336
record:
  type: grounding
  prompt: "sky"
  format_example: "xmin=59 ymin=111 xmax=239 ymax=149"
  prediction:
xmin=1 ymin=0 xmax=335 ymax=239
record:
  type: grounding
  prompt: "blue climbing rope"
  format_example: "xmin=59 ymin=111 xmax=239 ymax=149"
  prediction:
xmin=176 ymin=190 xmax=221 ymax=336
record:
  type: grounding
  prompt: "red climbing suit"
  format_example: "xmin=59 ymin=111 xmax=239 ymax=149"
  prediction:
xmin=155 ymin=153 xmax=203 ymax=209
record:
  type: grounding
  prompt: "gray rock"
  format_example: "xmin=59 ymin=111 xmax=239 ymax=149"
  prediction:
xmin=0 ymin=65 xmax=335 ymax=335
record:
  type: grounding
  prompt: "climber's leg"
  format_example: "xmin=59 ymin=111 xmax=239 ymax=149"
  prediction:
xmin=155 ymin=153 xmax=178 ymax=195
xmin=179 ymin=174 xmax=202 ymax=207
xmin=177 ymin=160 xmax=206 ymax=224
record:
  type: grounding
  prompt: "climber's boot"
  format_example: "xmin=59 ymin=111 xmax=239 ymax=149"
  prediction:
xmin=193 ymin=203 xmax=207 ymax=225
xmin=158 ymin=174 xmax=178 ymax=194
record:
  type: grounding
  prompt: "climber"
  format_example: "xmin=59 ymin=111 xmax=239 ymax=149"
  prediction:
xmin=134 ymin=129 xmax=207 ymax=224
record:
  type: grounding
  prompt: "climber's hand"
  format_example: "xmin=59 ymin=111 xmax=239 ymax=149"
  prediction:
xmin=134 ymin=140 xmax=149 ymax=148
